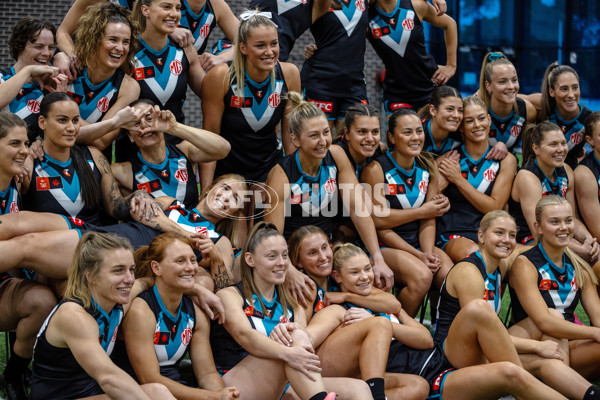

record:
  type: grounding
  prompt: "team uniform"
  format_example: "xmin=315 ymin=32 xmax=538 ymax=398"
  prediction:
xmin=547 ymin=105 xmax=592 ymax=168
xmin=436 ymin=146 xmax=501 ymax=246
xmin=577 ymin=152 xmax=600 ymax=204
xmin=210 ymin=283 xmax=294 ymax=374
xmin=422 ymin=118 xmax=461 ymax=157
xmin=300 ymin=0 xmax=368 ymax=120
xmin=367 ymin=0 xmax=439 ymax=111
xmin=31 ymin=298 xmax=123 ymax=399
xmin=373 ymin=150 xmax=431 ymax=248
xmin=279 ymin=150 xmax=339 ymax=239
xmin=488 ymin=98 xmax=527 ymax=154
xmin=510 ymin=243 xmax=580 ymax=324
xmin=23 ymin=146 xmax=103 ymax=226
xmin=434 ymin=251 xmax=501 ymax=343
xmin=0 ymin=67 xmax=44 ymax=141
xmin=130 ymin=143 xmax=199 ymax=209
xmin=335 ymin=137 xmax=383 ymax=180
xmin=134 ymin=38 xmax=190 ymax=124
xmin=178 ymin=0 xmax=217 ymax=54
xmin=67 ymin=67 xmax=125 ymax=124
xmin=0 ymin=179 xmax=21 ymax=285
xmin=137 ymin=285 xmax=196 ymax=382
xmin=311 ymin=276 xmax=339 ymax=315
xmin=508 ymin=160 xmax=569 ymax=245
xmin=217 ymin=63 xmax=288 ymax=182
xmin=248 ymin=0 xmax=312 ymax=61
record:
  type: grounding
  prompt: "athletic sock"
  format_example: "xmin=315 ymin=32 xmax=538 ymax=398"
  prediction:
xmin=3 ymin=353 xmax=31 ymax=383
xmin=366 ymin=377 xmax=386 ymax=400
xmin=584 ymin=386 xmax=600 ymax=400
xmin=309 ymin=392 xmax=327 ymax=400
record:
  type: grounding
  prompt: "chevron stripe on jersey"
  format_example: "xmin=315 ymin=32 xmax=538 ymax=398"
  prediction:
xmin=231 ymin=74 xmax=285 ymax=132
xmin=288 ymin=152 xmax=338 ymax=217
xmin=383 ymin=153 xmax=429 ymax=210
xmin=134 ymin=46 xmax=184 ymax=105
xmin=488 ymin=98 xmax=527 ymax=152
xmin=165 ymin=203 xmax=221 ymax=241
xmin=179 ymin=0 xmax=216 ymax=53
xmin=334 ymin=0 xmax=367 ymax=36
xmin=67 ymin=68 xmax=123 ymax=123
xmin=369 ymin=7 xmax=414 ymax=57
xmin=460 ymin=149 xmax=500 ymax=194
xmin=548 ymin=106 xmax=589 ymax=151
xmin=0 ymin=67 xmax=44 ymax=127
xmin=244 ymin=291 xmax=294 ymax=336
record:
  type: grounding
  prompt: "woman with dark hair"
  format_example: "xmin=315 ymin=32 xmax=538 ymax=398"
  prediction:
xmin=575 ymin=111 xmax=600 ymax=241
xmin=0 ymin=17 xmax=67 ymax=142
xmin=539 ymin=62 xmax=592 ymax=168
xmin=418 ymin=85 xmax=463 ymax=158
xmin=0 ymin=112 xmax=57 ymax=400
xmin=508 ymin=121 xmax=598 ymax=263
xmin=478 ymin=51 xmax=537 ymax=156
xmin=31 ymin=232 xmax=174 ymax=400
xmin=122 ymin=233 xmax=240 ymax=399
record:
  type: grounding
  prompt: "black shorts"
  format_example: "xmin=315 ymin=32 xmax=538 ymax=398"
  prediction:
xmin=303 ymin=88 xmax=368 ymax=121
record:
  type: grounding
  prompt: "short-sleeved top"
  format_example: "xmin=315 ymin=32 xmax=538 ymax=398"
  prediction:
xmin=130 ymin=143 xmax=199 ymax=209
xmin=0 ymin=67 xmax=44 ymax=141
xmin=510 ymin=243 xmax=580 ymax=324
xmin=217 ymin=63 xmax=287 ymax=182
xmin=434 ymin=251 xmax=501 ymax=343
xmin=367 ymin=0 xmax=438 ymax=106
xmin=547 ymin=105 xmax=592 ymax=169
xmin=577 ymin=152 xmax=600 ymax=204
xmin=300 ymin=0 xmax=368 ymax=97
xmin=137 ymin=285 xmax=196 ymax=381
xmin=436 ymin=146 xmax=500 ymax=242
xmin=422 ymin=118 xmax=461 ymax=157
xmin=374 ymin=150 xmax=430 ymax=248
xmin=279 ymin=150 xmax=339 ymax=239
xmin=67 ymin=67 xmax=125 ymax=123
xmin=23 ymin=146 xmax=103 ymax=226
xmin=32 ymin=298 xmax=123 ymax=400
xmin=248 ymin=0 xmax=313 ymax=61
xmin=210 ymin=283 xmax=294 ymax=374
xmin=134 ymin=37 xmax=190 ymax=123
xmin=488 ymin=98 xmax=527 ymax=154
xmin=178 ymin=0 xmax=217 ymax=54
xmin=508 ymin=160 xmax=569 ymax=244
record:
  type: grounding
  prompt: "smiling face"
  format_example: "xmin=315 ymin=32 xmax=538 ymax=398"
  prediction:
xmin=204 ymin=178 xmax=245 ymax=220
xmin=478 ymin=217 xmax=517 ymax=260
xmin=246 ymin=235 xmax=289 ymax=288
xmin=388 ymin=114 xmax=424 ymax=159
xmin=535 ymin=203 xmax=574 ymax=249
xmin=460 ymin=103 xmax=491 ymax=144
xmin=127 ymin=103 xmax=163 ymax=147
xmin=549 ymin=72 xmax=580 ymax=119
xmin=430 ymin=96 xmax=463 ymax=132
xmin=297 ymin=232 xmax=333 ymax=279
xmin=38 ymin=100 xmax=80 ymax=149
xmin=486 ymin=64 xmax=519 ymax=105
xmin=143 ymin=0 xmax=181 ymax=34
xmin=345 ymin=116 xmax=381 ymax=162
xmin=88 ymin=248 xmax=136 ymax=311
xmin=17 ymin=28 xmax=55 ymax=67
xmin=151 ymin=239 xmax=197 ymax=291
xmin=533 ymin=129 xmax=568 ymax=170
xmin=95 ymin=22 xmax=131 ymax=72
xmin=332 ymin=254 xmax=373 ymax=296
xmin=241 ymin=25 xmax=279 ymax=73
xmin=294 ymin=116 xmax=332 ymax=160
xmin=0 ymin=126 xmax=29 ymax=179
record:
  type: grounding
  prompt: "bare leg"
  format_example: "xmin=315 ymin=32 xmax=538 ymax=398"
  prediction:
xmin=381 ymin=248 xmax=433 ymax=316
xmin=432 ymin=247 xmax=452 ymax=288
xmin=223 ymin=356 xmax=288 ymax=400
xmin=569 ymin=339 xmax=600 ymax=380
xmin=0 ymin=211 xmax=70 ymax=240
xmin=443 ymin=238 xmax=478 ymax=263
xmin=384 ymin=372 xmax=429 ymax=400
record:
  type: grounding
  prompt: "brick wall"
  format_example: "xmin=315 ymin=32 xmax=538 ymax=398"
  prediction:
xmin=0 ymin=0 xmax=387 ymax=127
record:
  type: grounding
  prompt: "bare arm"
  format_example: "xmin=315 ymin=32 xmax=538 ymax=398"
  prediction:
xmin=280 ymin=62 xmax=301 ymax=154
xmin=185 ymin=44 xmax=205 ymax=98
xmin=263 ymin=165 xmax=289 ymax=233
xmin=574 ymin=164 xmax=600 ymax=240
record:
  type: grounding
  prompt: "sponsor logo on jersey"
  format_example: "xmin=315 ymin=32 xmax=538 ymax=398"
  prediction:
xmin=36 ymin=176 xmax=63 ymax=190
xmin=402 ymin=17 xmax=414 ymax=31
xmin=69 ymin=217 xmax=85 ymax=226
xmin=230 ymin=96 xmax=253 ymax=108
xmin=67 ymin=92 xmax=84 ymax=104
xmin=483 ymin=168 xmax=496 ymax=182
xmin=170 ymin=60 xmax=183 ymax=76
xmin=27 ymin=99 xmax=40 ymax=113
xmin=268 ymin=93 xmax=281 ymax=108
xmin=355 ymin=0 xmax=365 ymax=11
xmin=175 ymin=168 xmax=188 ymax=183
xmin=510 ymin=125 xmax=521 ymax=137
xmin=324 ymin=178 xmax=337 ymax=194
xmin=97 ymin=96 xmax=110 ymax=113
xmin=137 ymin=179 xmax=163 ymax=193
xmin=385 ymin=183 xmax=405 ymax=195
xmin=195 ymin=226 xmax=208 ymax=236
xmin=371 ymin=26 xmax=391 ymax=38
xmin=200 ymin=24 xmax=210 ymax=38
xmin=134 ymin=67 xmax=156 ymax=80
xmin=539 ymin=279 xmax=559 ymax=290
xmin=154 ymin=331 xmax=171 ymax=345
xmin=570 ymin=131 xmax=583 ymax=145
xmin=309 ymin=99 xmax=333 ymax=113
xmin=181 ymin=327 xmax=192 ymax=346
xmin=9 ymin=201 xmax=18 ymax=213
xmin=418 ymin=180 xmax=428 ymax=194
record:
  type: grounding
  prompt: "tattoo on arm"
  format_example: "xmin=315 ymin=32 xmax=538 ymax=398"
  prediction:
xmin=213 ymin=262 xmax=232 ymax=290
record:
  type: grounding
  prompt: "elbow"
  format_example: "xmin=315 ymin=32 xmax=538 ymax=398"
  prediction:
xmin=97 ymin=373 xmax=123 ymax=392
xmin=216 ymin=140 xmax=231 ymax=160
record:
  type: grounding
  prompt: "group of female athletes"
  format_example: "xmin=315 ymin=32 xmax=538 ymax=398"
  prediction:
xmin=1 ymin=0 xmax=600 ymax=399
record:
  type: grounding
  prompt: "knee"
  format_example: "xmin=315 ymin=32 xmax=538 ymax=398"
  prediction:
xmin=290 ymin=328 xmax=313 ymax=349
xmin=406 ymin=376 xmax=430 ymax=400
xmin=368 ymin=317 xmax=393 ymax=337
xmin=25 ymin=285 xmax=57 ymax=316
xmin=406 ymin=268 xmax=433 ymax=293
xmin=461 ymin=299 xmax=498 ymax=324
xmin=496 ymin=361 xmax=530 ymax=387
xmin=143 ymin=383 xmax=173 ymax=399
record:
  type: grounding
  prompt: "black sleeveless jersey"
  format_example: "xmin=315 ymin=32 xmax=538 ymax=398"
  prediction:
xmin=367 ymin=0 xmax=438 ymax=106
xmin=32 ymin=298 xmax=123 ymax=400
xmin=248 ymin=0 xmax=313 ymax=61
xmin=488 ymin=98 xmax=527 ymax=154
xmin=422 ymin=118 xmax=461 ymax=157
xmin=130 ymin=143 xmax=199 ymax=209
xmin=179 ymin=0 xmax=217 ymax=54
xmin=300 ymin=0 xmax=368 ymax=97
xmin=138 ymin=285 xmax=196 ymax=381
xmin=217 ymin=63 xmax=287 ymax=182
xmin=508 ymin=160 xmax=569 ymax=244
xmin=67 ymin=68 xmax=125 ymax=124
xmin=0 ymin=179 xmax=20 ymax=215
xmin=437 ymin=146 xmax=500 ymax=242
xmin=577 ymin=152 xmax=600 ymax=204
xmin=510 ymin=243 xmax=580 ymax=324
xmin=374 ymin=150 xmax=431 ymax=247
xmin=23 ymin=146 xmax=103 ymax=225
xmin=548 ymin=105 xmax=592 ymax=169
xmin=335 ymin=137 xmax=383 ymax=180
xmin=279 ymin=150 xmax=339 ymax=239
xmin=434 ymin=251 xmax=501 ymax=343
